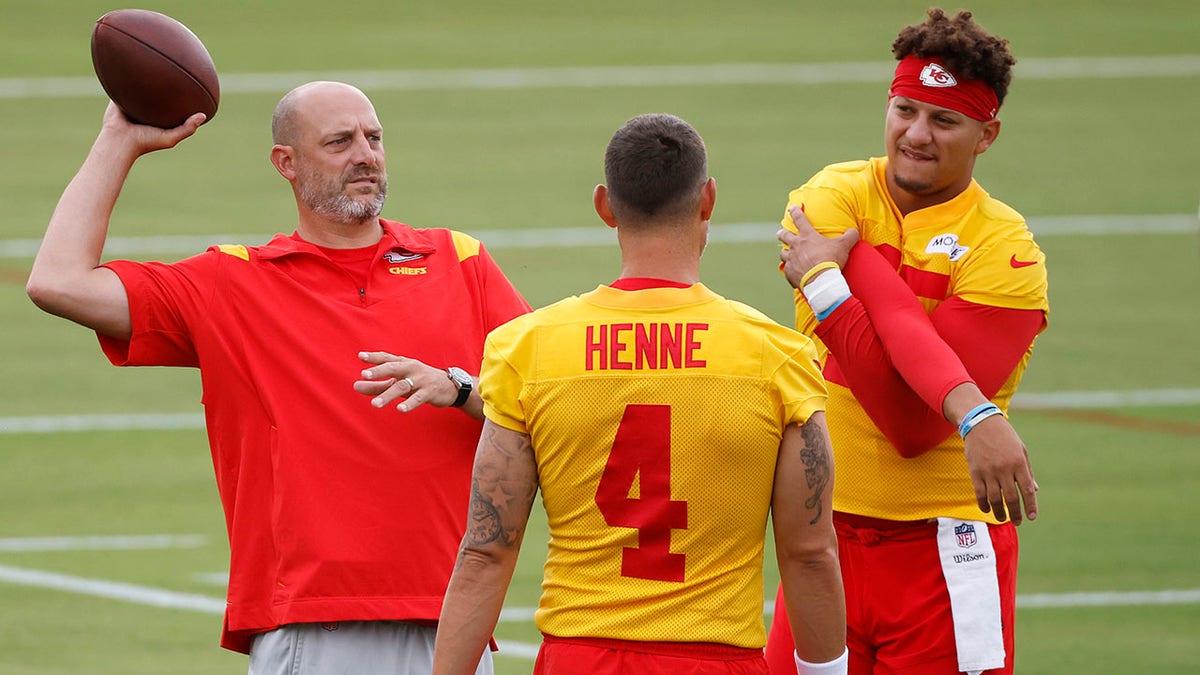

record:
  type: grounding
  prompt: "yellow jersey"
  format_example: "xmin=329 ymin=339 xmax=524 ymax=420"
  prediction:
xmin=782 ymin=158 xmax=1048 ymax=523
xmin=481 ymin=283 xmax=826 ymax=648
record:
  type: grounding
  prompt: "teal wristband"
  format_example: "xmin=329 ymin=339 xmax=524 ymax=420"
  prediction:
xmin=815 ymin=293 xmax=851 ymax=321
xmin=958 ymin=402 xmax=1003 ymax=439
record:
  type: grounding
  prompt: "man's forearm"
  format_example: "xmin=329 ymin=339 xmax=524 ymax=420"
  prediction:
xmin=433 ymin=549 xmax=513 ymax=675
xmin=837 ymin=241 xmax=972 ymax=414
xmin=779 ymin=550 xmax=846 ymax=666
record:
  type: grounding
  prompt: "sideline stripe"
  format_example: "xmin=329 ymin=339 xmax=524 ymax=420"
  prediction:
xmin=0 ymin=563 xmax=1194 ymax=663
xmin=0 ymin=561 xmax=1196 ymax=619
xmin=0 ymin=564 xmax=226 ymax=613
xmin=3 ymin=388 xmax=1196 ymax=435
xmin=493 ymin=641 xmax=542 ymax=661
xmin=0 ymin=534 xmax=206 ymax=552
xmin=1011 ymin=388 xmax=1200 ymax=410
xmin=0 ymin=214 xmax=1193 ymax=260
xmin=0 ymin=413 xmax=205 ymax=434
xmin=1016 ymin=589 xmax=1200 ymax=608
xmin=3 ymin=56 xmax=1200 ymax=99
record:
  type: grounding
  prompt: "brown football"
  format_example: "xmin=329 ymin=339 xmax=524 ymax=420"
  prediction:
xmin=90 ymin=9 xmax=220 ymax=128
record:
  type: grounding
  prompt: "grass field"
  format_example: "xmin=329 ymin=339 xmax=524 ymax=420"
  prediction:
xmin=1 ymin=1 xmax=1198 ymax=673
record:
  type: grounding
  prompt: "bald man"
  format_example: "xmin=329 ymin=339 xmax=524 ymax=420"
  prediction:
xmin=27 ymin=82 xmax=529 ymax=673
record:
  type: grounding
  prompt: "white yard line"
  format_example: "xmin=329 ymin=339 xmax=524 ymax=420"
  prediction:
xmin=2 ymin=559 xmax=1197 ymax=615
xmin=2 ymin=387 xmax=1196 ymax=435
xmin=0 ymin=215 xmax=1194 ymax=260
xmin=0 ymin=534 xmax=206 ymax=552
xmin=1015 ymin=589 xmax=1200 ymax=608
xmin=0 ymin=559 xmax=1195 ymax=663
xmin=0 ymin=564 xmax=226 ymax=613
xmin=1012 ymin=388 xmax=1200 ymax=409
xmin=0 ymin=413 xmax=205 ymax=434
xmin=2 ymin=56 xmax=1199 ymax=99
xmin=0 ymin=561 xmax=1195 ymax=631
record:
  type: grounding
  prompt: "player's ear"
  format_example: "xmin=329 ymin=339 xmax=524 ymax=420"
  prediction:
xmin=975 ymin=118 xmax=1001 ymax=155
xmin=699 ymin=177 xmax=716 ymax=221
xmin=270 ymin=144 xmax=297 ymax=180
xmin=593 ymin=184 xmax=618 ymax=229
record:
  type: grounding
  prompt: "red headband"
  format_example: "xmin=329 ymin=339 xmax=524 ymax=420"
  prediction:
xmin=889 ymin=55 xmax=999 ymax=121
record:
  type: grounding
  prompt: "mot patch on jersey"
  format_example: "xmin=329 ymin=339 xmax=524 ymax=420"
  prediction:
xmin=925 ymin=233 xmax=970 ymax=261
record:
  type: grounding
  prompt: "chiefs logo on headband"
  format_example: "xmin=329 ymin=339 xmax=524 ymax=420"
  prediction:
xmin=890 ymin=55 xmax=998 ymax=121
xmin=919 ymin=63 xmax=957 ymax=88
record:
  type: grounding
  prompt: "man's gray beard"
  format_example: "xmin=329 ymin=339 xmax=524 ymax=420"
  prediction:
xmin=314 ymin=191 xmax=386 ymax=223
xmin=301 ymin=178 xmax=388 ymax=224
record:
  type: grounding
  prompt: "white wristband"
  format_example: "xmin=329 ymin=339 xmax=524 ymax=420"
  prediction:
xmin=795 ymin=647 xmax=849 ymax=675
xmin=801 ymin=268 xmax=851 ymax=319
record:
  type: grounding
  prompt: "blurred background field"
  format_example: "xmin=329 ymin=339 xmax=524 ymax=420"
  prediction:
xmin=1 ymin=1 xmax=1197 ymax=673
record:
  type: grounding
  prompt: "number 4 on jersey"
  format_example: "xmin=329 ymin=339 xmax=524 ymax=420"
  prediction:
xmin=594 ymin=404 xmax=688 ymax=582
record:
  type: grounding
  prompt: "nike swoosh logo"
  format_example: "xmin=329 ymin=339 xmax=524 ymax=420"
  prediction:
xmin=1010 ymin=254 xmax=1038 ymax=268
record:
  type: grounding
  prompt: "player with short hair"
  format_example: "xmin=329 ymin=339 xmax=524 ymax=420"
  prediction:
xmin=765 ymin=8 xmax=1048 ymax=675
xmin=27 ymin=81 xmax=530 ymax=673
xmin=431 ymin=113 xmax=848 ymax=675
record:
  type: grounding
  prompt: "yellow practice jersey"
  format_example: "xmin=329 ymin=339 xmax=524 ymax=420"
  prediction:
xmin=481 ymin=283 xmax=826 ymax=648
xmin=782 ymin=157 xmax=1049 ymax=523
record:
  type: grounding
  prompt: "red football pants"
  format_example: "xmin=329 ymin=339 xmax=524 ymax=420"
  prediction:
xmin=766 ymin=514 xmax=1017 ymax=675
xmin=535 ymin=635 xmax=769 ymax=675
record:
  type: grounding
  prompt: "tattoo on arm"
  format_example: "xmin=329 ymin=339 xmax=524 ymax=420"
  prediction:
xmin=467 ymin=479 xmax=505 ymax=545
xmin=799 ymin=420 xmax=831 ymax=525
xmin=463 ymin=424 xmax=538 ymax=550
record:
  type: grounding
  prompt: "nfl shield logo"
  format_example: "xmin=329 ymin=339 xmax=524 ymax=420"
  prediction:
xmin=954 ymin=522 xmax=977 ymax=548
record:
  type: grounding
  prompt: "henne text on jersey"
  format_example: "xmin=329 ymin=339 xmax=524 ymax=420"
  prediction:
xmin=585 ymin=322 xmax=708 ymax=371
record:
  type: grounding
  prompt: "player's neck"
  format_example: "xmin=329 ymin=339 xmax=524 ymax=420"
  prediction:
xmin=615 ymin=222 xmax=704 ymax=285
xmin=617 ymin=251 xmax=700 ymax=286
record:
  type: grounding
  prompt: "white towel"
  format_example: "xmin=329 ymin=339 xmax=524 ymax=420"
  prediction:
xmin=936 ymin=518 xmax=1005 ymax=674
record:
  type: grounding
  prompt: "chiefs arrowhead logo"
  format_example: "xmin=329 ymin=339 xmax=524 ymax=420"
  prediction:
xmin=383 ymin=251 xmax=425 ymax=263
xmin=920 ymin=63 xmax=958 ymax=88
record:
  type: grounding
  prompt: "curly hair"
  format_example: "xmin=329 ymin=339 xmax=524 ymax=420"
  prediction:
xmin=892 ymin=8 xmax=1016 ymax=107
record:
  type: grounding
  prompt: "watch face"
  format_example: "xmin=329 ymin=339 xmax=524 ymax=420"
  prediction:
xmin=447 ymin=367 xmax=473 ymax=407
xmin=448 ymin=367 xmax=472 ymax=385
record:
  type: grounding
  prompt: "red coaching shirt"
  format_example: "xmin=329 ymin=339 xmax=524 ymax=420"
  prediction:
xmin=98 ymin=220 xmax=530 ymax=652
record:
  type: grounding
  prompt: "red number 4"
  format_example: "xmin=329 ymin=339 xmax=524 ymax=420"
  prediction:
xmin=594 ymin=404 xmax=688 ymax=582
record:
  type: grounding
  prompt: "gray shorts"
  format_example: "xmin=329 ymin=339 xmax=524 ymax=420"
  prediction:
xmin=247 ymin=621 xmax=494 ymax=675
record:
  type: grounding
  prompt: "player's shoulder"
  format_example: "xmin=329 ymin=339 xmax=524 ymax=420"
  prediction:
xmin=976 ymin=194 xmax=1026 ymax=230
xmin=821 ymin=158 xmax=873 ymax=176
xmin=972 ymin=192 xmax=1043 ymax=253
xmin=807 ymin=158 xmax=873 ymax=185
xmin=489 ymin=295 xmax=581 ymax=338
xmin=788 ymin=158 xmax=875 ymax=203
xmin=724 ymin=299 xmax=816 ymax=348
xmin=724 ymin=298 xmax=776 ymax=325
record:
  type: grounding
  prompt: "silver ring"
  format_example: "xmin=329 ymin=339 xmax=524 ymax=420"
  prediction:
xmin=402 ymin=377 xmax=415 ymax=390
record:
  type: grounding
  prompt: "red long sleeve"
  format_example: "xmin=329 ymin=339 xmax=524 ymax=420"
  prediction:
xmin=814 ymin=242 xmax=1044 ymax=457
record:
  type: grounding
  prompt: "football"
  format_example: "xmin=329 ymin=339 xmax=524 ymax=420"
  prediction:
xmin=90 ymin=9 xmax=220 ymax=128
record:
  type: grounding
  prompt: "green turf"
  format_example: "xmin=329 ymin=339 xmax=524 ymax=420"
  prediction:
xmin=1 ymin=1 xmax=1198 ymax=673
